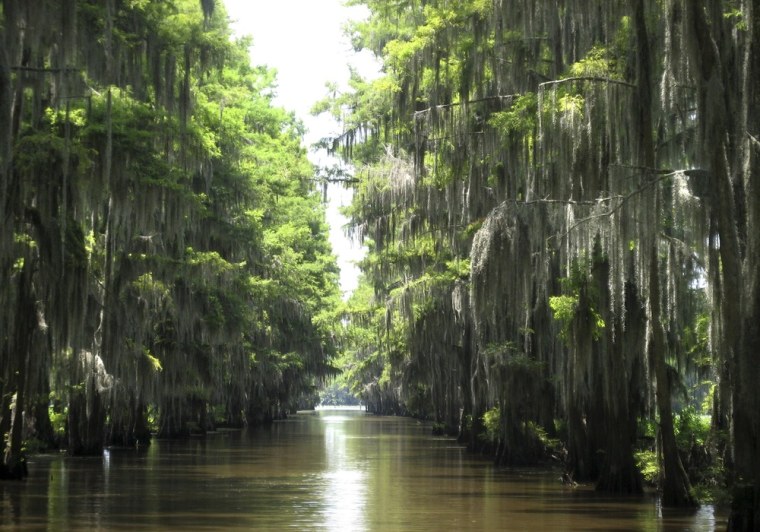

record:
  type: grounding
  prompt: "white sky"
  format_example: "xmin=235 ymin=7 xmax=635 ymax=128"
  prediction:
xmin=223 ymin=0 xmax=378 ymax=297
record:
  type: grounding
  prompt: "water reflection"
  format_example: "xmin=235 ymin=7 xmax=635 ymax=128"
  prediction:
xmin=2 ymin=410 xmax=727 ymax=530
xmin=321 ymin=414 xmax=367 ymax=530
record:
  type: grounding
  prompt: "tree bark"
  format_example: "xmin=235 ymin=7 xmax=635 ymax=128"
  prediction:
xmin=67 ymin=375 xmax=105 ymax=456
xmin=109 ymin=394 xmax=151 ymax=447
xmin=650 ymin=248 xmax=696 ymax=506
xmin=677 ymin=0 xmax=758 ymax=524
xmin=567 ymin=281 xmax=603 ymax=483
xmin=567 ymin=401 xmax=595 ymax=482
xmin=596 ymin=260 xmax=643 ymax=494
xmin=730 ymin=2 xmax=760 ymax=528
xmin=457 ymin=322 xmax=475 ymax=445
xmin=635 ymin=0 xmax=695 ymax=507
xmin=1 ymin=264 xmax=34 ymax=479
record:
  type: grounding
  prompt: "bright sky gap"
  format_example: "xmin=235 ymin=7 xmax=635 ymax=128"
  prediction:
xmin=224 ymin=0 xmax=379 ymax=297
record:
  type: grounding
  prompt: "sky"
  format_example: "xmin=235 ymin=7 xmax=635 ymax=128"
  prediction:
xmin=223 ymin=0 xmax=379 ymax=297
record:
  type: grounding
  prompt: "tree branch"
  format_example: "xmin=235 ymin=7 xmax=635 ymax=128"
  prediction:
xmin=413 ymin=94 xmax=519 ymax=118
xmin=538 ymin=76 xmax=635 ymax=89
xmin=548 ymin=170 xmax=682 ymax=243
xmin=10 ymin=66 xmax=82 ymax=74
xmin=748 ymin=132 xmax=760 ymax=150
xmin=312 ymin=177 xmax=360 ymax=184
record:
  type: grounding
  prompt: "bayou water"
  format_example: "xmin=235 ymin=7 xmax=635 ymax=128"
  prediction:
xmin=0 ymin=409 xmax=725 ymax=530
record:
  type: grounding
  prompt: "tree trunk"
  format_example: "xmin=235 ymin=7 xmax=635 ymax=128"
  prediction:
xmin=496 ymin=403 xmax=544 ymax=467
xmin=457 ymin=322 xmax=478 ymax=446
xmin=32 ymin=392 xmax=57 ymax=450
xmin=567 ymin=401 xmax=595 ymax=482
xmin=566 ymin=281 xmax=603 ymax=484
xmin=632 ymin=0 xmax=696 ymax=507
xmin=730 ymin=2 xmax=760 ymax=528
xmin=596 ymin=264 xmax=643 ymax=494
xmin=109 ymin=394 xmax=151 ymax=447
xmin=731 ymin=279 xmax=760 ymax=529
xmin=0 ymin=392 xmax=10 ymax=452
xmin=650 ymin=248 xmax=696 ymax=507
xmin=67 ymin=375 xmax=105 ymax=456
xmin=1 ymin=264 xmax=34 ymax=479
xmin=596 ymin=415 xmax=642 ymax=494
xmin=708 ymin=232 xmax=732 ymax=450
xmin=679 ymin=0 xmax=757 ymax=523
xmin=158 ymin=397 xmax=188 ymax=438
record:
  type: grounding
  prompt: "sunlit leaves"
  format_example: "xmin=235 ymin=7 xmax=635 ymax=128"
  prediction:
xmin=488 ymin=92 xmax=537 ymax=140
xmin=548 ymin=294 xmax=580 ymax=340
xmin=549 ymin=255 xmax=607 ymax=342
xmin=568 ymin=45 xmax=617 ymax=78
xmin=143 ymin=348 xmax=164 ymax=372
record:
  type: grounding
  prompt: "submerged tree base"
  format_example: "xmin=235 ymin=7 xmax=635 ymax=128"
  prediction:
xmin=595 ymin=462 xmax=643 ymax=495
xmin=0 ymin=456 xmax=29 ymax=480
xmin=728 ymin=484 xmax=760 ymax=532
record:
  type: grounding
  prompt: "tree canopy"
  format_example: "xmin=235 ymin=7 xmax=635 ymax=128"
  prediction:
xmin=1 ymin=0 xmax=342 ymax=476
xmin=3 ymin=1 xmax=760 ymax=528
xmin=327 ymin=0 xmax=759 ymax=526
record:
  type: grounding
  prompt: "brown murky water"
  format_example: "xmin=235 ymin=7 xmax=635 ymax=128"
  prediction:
xmin=1 ymin=409 xmax=725 ymax=530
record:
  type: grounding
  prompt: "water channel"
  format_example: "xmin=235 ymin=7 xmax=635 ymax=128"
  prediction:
xmin=1 ymin=409 xmax=725 ymax=530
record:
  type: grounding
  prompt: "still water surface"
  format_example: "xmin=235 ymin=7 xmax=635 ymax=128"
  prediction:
xmin=1 ymin=409 xmax=725 ymax=530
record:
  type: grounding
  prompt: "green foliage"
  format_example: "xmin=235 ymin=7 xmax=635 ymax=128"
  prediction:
xmin=566 ymin=17 xmax=631 ymax=80
xmin=700 ymin=382 xmax=716 ymax=416
xmin=525 ymin=421 xmax=557 ymax=450
xmin=312 ymin=72 xmax=393 ymax=162
xmin=674 ymin=406 xmax=711 ymax=450
xmin=684 ymin=313 xmax=711 ymax=369
xmin=558 ymin=93 xmax=585 ymax=116
xmin=637 ymin=416 xmax=657 ymax=440
xmin=635 ymin=449 xmax=659 ymax=484
xmin=569 ymin=45 xmax=617 ymax=78
xmin=549 ymin=255 xmax=606 ymax=342
xmin=634 ymin=408 xmax=727 ymax=501
xmin=548 ymin=295 xmax=579 ymax=340
xmin=0 ymin=0 xmax=344 ymax=453
xmin=48 ymin=404 xmax=68 ymax=439
xmin=481 ymin=407 xmax=501 ymax=444
xmin=488 ymin=93 xmax=537 ymax=141
xmin=143 ymin=349 xmax=163 ymax=373
xmin=673 ymin=406 xmax=729 ymax=504
xmin=446 ymin=258 xmax=470 ymax=280
xmin=313 ymin=0 xmax=743 ymax=510
xmin=723 ymin=2 xmax=747 ymax=31
xmin=319 ymin=381 xmax=361 ymax=406
xmin=482 ymin=342 xmax=543 ymax=372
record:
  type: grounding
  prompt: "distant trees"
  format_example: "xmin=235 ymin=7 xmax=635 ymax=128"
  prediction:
xmin=328 ymin=0 xmax=759 ymax=525
xmin=1 ymin=0 xmax=341 ymax=477
xmin=319 ymin=380 xmax=361 ymax=406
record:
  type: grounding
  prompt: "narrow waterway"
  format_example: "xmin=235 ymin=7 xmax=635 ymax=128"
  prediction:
xmin=1 ymin=409 xmax=724 ymax=530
